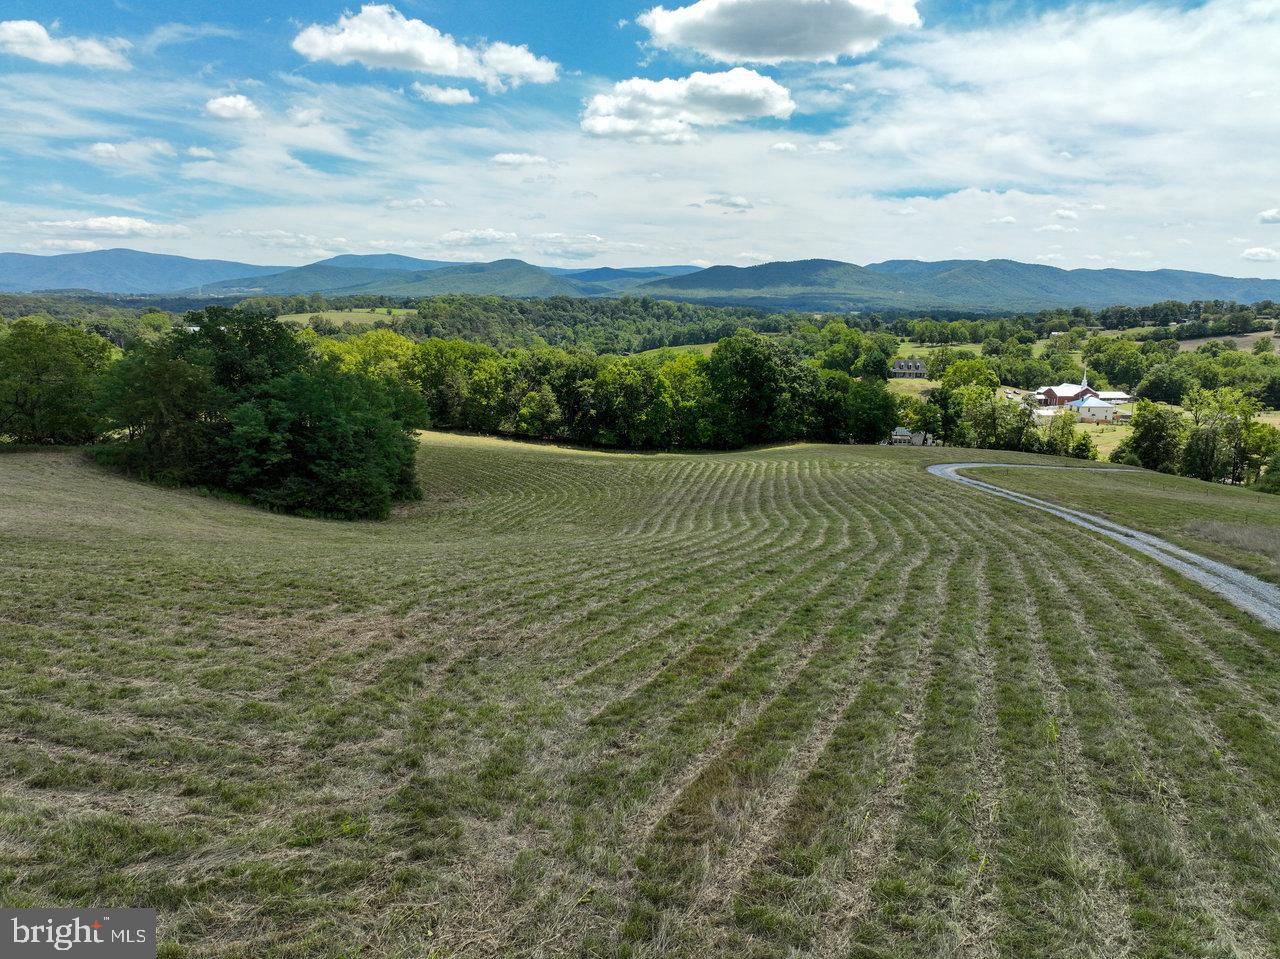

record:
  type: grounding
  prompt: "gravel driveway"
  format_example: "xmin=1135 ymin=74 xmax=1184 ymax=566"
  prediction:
xmin=927 ymin=463 xmax=1280 ymax=631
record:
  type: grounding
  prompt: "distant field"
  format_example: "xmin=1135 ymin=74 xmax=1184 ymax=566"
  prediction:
xmin=886 ymin=376 xmax=938 ymax=398
xmin=1078 ymin=420 xmax=1132 ymax=457
xmin=278 ymin=308 xmax=415 ymax=325
xmin=634 ymin=341 xmax=717 ymax=358
xmin=895 ymin=337 xmax=1082 ymax=361
xmin=1176 ymin=330 xmax=1274 ymax=352
xmin=2 ymin=436 xmax=1279 ymax=957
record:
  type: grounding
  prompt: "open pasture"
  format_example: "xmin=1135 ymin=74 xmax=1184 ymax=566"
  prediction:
xmin=2 ymin=435 xmax=1279 ymax=958
xmin=278 ymin=308 xmax=415 ymax=326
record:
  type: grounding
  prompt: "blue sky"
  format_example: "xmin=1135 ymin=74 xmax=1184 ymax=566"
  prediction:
xmin=1 ymin=0 xmax=1277 ymax=274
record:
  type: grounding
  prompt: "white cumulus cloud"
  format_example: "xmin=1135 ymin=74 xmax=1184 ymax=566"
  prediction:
xmin=1053 ymin=208 xmax=1079 ymax=219
xmin=31 ymin=216 xmax=189 ymax=238
xmin=707 ymin=194 xmax=753 ymax=209
xmin=491 ymin=152 xmax=549 ymax=166
xmin=1259 ymin=208 xmax=1280 ymax=224
xmin=439 ymin=228 xmax=518 ymax=246
xmin=638 ymin=0 xmax=920 ymax=64
xmin=23 ymin=239 xmax=101 ymax=252
xmin=771 ymin=141 xmax=798 ymax=152
xmin=531 ymin=232 xmax=609 ymax=260
xmin=86 ymin=139 xmax=176 ymax=163
xmin=292 ymin=4 xmax=558 ymax=93
xmin=411 ymin=82 xmax=477 ymax=105
xmin=0 ymin=20 xmax=130 ymax=69
xmin=581 ymin=67 xmax=794 ymax=143
xmin=387 ymin=197 xmax=448 ymax=209
xmin=205 ymin=94 xmax=261 ymax=120
xmin=1242 ymin=247 xmax=1279 ymax=262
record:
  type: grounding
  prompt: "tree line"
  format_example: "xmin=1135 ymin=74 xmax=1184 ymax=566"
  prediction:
xmin=1111 ymin=393 xmax=1279 ymax=486
xmin=1083 ymin=335 xmax=1279 ymax=408
xmin=0 ymin=311 xmax=419 ymax=519
xmin=7 ymin=306 xmax=1276 ymax=520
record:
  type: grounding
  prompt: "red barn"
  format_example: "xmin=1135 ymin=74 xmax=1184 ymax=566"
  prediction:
xmin=1034 ymin=373 xmax=1098 ymax=407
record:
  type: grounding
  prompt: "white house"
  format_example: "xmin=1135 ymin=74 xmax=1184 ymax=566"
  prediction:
xmin=1067 ymin=395 xmax=1117 ymax=423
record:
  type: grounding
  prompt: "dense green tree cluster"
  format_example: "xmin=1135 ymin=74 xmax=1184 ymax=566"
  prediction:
xmin=914 ymin=338 xmax=1086 ymax=392
xmin=0 ymin=320 xmax=116 ymax=444
xmin=388 ymin=295 xmax=811 ymax=353
xmin=1085 ymin=335 xmax=1280 ymax=407
xmin=1111 ymin=394 xmax=1279 ymax=487
xmin=0 ymin=311 xmax=420 ymax=519
xmin=93 ymin=309 xmax=421 ymax=519
xmin=322 ymin=328 xmax=900 ymax=450
xmin=0 ymin=294 xmax=175 ymax=347
xmin=1098 ymin=299 xmax=1279 ymax=332
xmin=896 ymin=384 xmax=1096 ymax=461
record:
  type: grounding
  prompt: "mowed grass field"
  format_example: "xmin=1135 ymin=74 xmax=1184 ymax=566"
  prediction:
xmin=3 ymin=435 xmax=1280 ymax=958
xmin=979 ymin=464 xmax=1280 ymax=585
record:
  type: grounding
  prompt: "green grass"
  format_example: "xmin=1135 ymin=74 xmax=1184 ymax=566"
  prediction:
xmin=1078 ymin=420 xmax=1132 ymax=457
xmin=633 ymin=342 xmax=718 ymax=358
xmin=1175 ymin=331 xmax=1274 ymax=353
xmin=885 ymin=377 xmax=939 ymax=399
xmin=894 ymin=337 xmax=1080 ymax=361
xmin=975 ymin=465 xmax=1280 ymax=585
xmin=278 ymin=308 xmax=415 ymax=326
xmin=1 ymin=434 xmax=1278 ymax=957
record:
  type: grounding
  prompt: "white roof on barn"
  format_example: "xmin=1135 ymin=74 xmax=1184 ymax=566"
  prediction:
xmin=1070 ymin=396 xmax=1114 ymax=408
xmin=1097 ymin=391 xmax=1131 ymax=401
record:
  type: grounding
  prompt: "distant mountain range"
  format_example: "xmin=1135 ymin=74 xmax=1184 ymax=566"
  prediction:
xmin=636 ymin=258 xmax=1280 ymax=311
xmin=3 ymin=247 xmax=1279 ymax=311
xmin=0 ymin=248 xmax=287 ymax=294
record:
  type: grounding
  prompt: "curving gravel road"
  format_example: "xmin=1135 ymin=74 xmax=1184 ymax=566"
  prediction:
xmin=927 ymin=463 xmax=1280 ymax=631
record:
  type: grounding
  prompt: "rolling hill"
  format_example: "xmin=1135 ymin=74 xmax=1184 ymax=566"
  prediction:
xmin=634 ymin=258 xmax=914 ymax=309
xmin=195 ymin=262 xmax=424 ymax=296
xmin=314 ymin=253 xmax=468 ymax=272
xmin=367 ymin=259 xmax=601 ymax=297
xmin=4 ymin=247 xmax=1279 ymax=309
xmin=3 ymin=434 xmax=1279 ymax=956
xmin=0 ymin=248 xmax=285 ymax=294
xmin=638 ymin=258 xmax=1280 ymax=310
xmin=864 ymin=259 xmax=1280 ymax=309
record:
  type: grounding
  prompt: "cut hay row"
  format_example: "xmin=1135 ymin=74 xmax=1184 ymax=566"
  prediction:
xmin=1 ymin=436 xmax=1279 ymax=958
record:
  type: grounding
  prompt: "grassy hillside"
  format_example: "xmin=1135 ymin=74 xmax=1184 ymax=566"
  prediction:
xmin=2 ymin=436 xmax=1279 ymax=957
xmin=278 ymin=308 xmax=415 ymax=326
